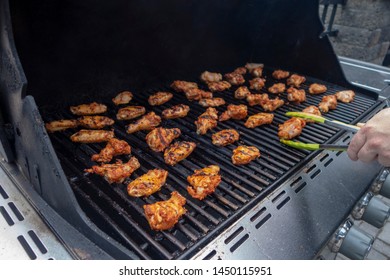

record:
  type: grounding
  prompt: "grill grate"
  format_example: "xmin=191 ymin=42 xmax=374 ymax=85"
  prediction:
xmin=42 ymin=68 xmax=379 ymax=259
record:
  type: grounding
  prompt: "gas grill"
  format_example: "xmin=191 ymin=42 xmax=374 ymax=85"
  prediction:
xmin=1 ymin=0 xmax=389 ymax=260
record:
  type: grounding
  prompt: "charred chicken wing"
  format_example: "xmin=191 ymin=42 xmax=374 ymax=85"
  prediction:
xmin=219 ymin=104 xmax=248 ymax=121
xmin=207 ymin=81 xmax=231 ymax=92
xmin=164 ymin=141 xmax=196 ymax=166
xmin=116 ymin=106 xmax=146 ymax=121
xmin=91 ymin=138 xmax=131 ymax=163
xmin=70 ymin=102 xmax=107 ymax=116
xmin=278 ymin=117 xmax=306 ymax=140
xmin=244 ymin=113 xmax=274 ymax=128
xmin=246 ymin=93 xmax=269 ymax=106
xmin=232 ymin=145 xmax=261 ymax=165
xmin=287 ymin=74 xmax=306 ymax=87
xmin=185 ymin=88 xmax=213 ymax=101
xmin=85 ymin=157 xmax=140 ymax=184
xmin=198 ymin=97 xmax=226 ymax=107
xmin=77 ymin=116 xmax=114 ymax=129
xmin=234 ymin=86 xmax=251 ymax=100
xmin=195 ymin=107 xmax=219 ymax=135
xmin=162 ymin=104 xmax=190 ymax=119
xmin=249 ymin=78 xmax=266 ymax=91
xmin=200 ymin=71 xmax=223 ymax=83
xmin=148 ymin=92 xmax=173 ymax=106
xmin=45 ymin=119 xmax=78 ymax=133
xmin=126 ymin=112 xmax=161 ymax=134
xmin=224 ymin=72 xmax=245 ymax=85
xmin=143 ymin=191 xmax=186 ymax=231
xmin=260 ymin=97 xmax=285 ymax=112
xmin=287 ymin=87 xmax=306 ymax=103
xmin=70 ymin=129 xmax=114 ymax=143
xmin=170 ymin=80 xmax=198 ymax=92
xmin=335 ymin=90 xmax=355 ymax=103
xmin=146 ymin=127 xmax=181 ymax=152
xmin=127 ymin=169 xmax=168 ymax=197
xmin=112 ymin=91 xmax=133 ymax=105
xmin=272 ymin=70 xmax=290 ymax=80
xmin=319 ymin=95 xmax=338 ymax=113
xmin=268 ymin=83 xmax=286 ymax=94
xmin=187 ymin=165 xmax=221 ymax=200
xmin=212 ymin=129 xmax=240 ymax=146
xmin=308 ymin=83 xmax=327 ymax=95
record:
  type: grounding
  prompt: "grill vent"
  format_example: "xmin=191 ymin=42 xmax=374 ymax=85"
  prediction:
xmin=230 ymin=234 xmax=249 ymax=253
xmin=255 ymin=213 xmax=272 ymax=229
xmin=224 ymin=226 xmax=244 ymax=245
xmin=8 ymin=202 xmax=24 ymax=221
xmin=0 ymin=184 xmax=9 ymax=199
xmin=0 ymin=206 xmax=14 ymax=226
xmin=17 ymin=235 xmax=37 ymax=260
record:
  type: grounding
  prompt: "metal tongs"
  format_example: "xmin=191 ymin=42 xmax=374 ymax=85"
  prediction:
xmin=280 ymin=111 xmax=361 ymax=151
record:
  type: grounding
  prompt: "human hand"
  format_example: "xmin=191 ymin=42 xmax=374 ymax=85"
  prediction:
xmin=347 ymin=108 xmax=390 ymax=166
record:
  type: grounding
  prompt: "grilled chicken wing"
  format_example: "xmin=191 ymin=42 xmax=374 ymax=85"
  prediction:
xmin=212 ymin=129 xmax=240 ymax=146
xmin=148 ymin=92 xmax=173 ymax=106
xmin=170 ymin=80 xmax=198 ymax=92
xmin=219 ymin=104 xmax=248 ymax=121
xmin=233 ymin=67 xmax=247 ymax=75
xmin=260 ymin=97 xmax=285 ymax=112
xmin=126 ymin=112 xmax=161 ymax=134
xmin=244 ymin=113 xmax=274 ymax=128
xmin=207 ymin=81 xmax=231 ymax=92
xmin=195 ymin=108 xmax=218 ymax=135
xmin=278 ymin=117 xmax=306 ymax=140
xmin=234 ymin=86 xmax=251 ymax=99
xmin=85 ymin=157 xmax=140 ymax=184
xmin=77 ymin=116 xmax=114 ymax=129
xmin=302 ymin=105 xmax=321 ymax=118
xmin=287 ymin=74 xmax=306 ymax=87
xmin=146 ymin=127 xmax=181 ymax=152
xmin=249 ymin=78 xmax=266 ymax=91
xmin=287 ymin=87 xmax=306 ymax=103
xmin=200 ymin=71 xmax=223 ymax=83
xmin=232 ymin=145 xmax=261 ymax=165
xmin=127 ymin=169 xmax=168 ymax=197
xmin=249 ymin=67 xmax=263 ymax=77
xmin=319 ymin=95 xmax=338 ymax=113
xmin=185 ymin=88 xmax=213 ymax=101
xmin=198 ymin=97 xmax=226 ymax=107
xmin=272 ymin=70 xmax=290 ymax=80
xmin=70 ymin=102 xmax=107 ymax=116
xmin=45 ymin=119 xmax=78 ymax=133
xmin=268 ymin=83 xmax=286 ymax=94
xmin=335 ymin=90 xmax=355 ymax=103
xmin=246 ymin=93 xmax=269 ymax=106
xmin=308 ymin=83 xmax=327 ymax=95
xmin=143 ymin=191 xmax=186 ymax=231
xmin=187 ymin=165 xmax=221 ymax=200
xmin=224 ymin=72 xmax=245 ymax=85
xmin=245 ymin=63 xmax=264 ymax=71
xmin=112 ymin=91 xmax=133 ymax=105
xmin=116 ymin=106 xmax=146 ymax=120
xmin=164 ymin=141 xmax=196 ymax=166
xmin=162 ymin=104 xmax=190 ymax=119
xmin=91 ymin=138 xmax=131 ymax=163
xmin=70 ymin=129 xmax=114 ymax=143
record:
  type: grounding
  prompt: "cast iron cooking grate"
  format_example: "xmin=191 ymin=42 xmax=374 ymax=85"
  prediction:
xmin=42 ymin=67 xmax=379 ymax=259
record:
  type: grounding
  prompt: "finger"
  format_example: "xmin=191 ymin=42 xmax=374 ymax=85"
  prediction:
xmin=357 ymin=144 xmax=378 ymax=163
xmin=347 ymin=132 xmax=366 ymax=161
xmin=356 ymin=122 xmax=366 ymax=128
xmin=378 ymin=154 xmax=390 ymax=167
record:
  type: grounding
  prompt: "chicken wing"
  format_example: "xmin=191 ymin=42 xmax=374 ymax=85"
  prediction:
xmin=249 ymin=67 xmax=263 ymax=77
xmin=287 ymin=87 xmax=306 ymax=103
xmin=234 ymin=86 xmax=251 ymax=100
xmin=219 ymin=104 xmax=248 ymax=121
xmin=77 ymin=116 xmax=115 ymax=129
xmin=116 ymin=106 xmax=146 ymax=121
xmin=207 ymin=81 xmax=231 ymax=92
xmin=187 ymin=165 xmax=221 ymax=200
xmin=246 ymin=93 xmax=269 ymax=106
xmin=319 ymin=95 xmax=338 ymax=113
xmin=112 ymin=91 xmax=133 ymax=105
xmin=233 ymin=67 xmax=247 ymax=75
xmin=170 ymin=80 xmax=198 ymax=92
xmin=260 ymin=97 xmax=285 ymax=112
xmin=335 ymin=90 xmax=355 ymax=103
xmin=286 ymin=74 xmax=306 ymax=87
xmin=232 ymin=145 xmax=260 ymax=165
xmin=268 ymin=83 xmax=286 ymax=94
xmin=244 ymin=113 xmax=274 ymax=128
xmin=200 ymin=71 xmax=223 ymax=83
xmin=278 ymin=117 xmax=306 ymax=140
xmin=224 ymin=72 xmax=245 ymax=85
xmin=45 ymin=119 xmax=79 ymax=133
xmin=70 ymin=102 xmax=107 ymax=116
xmin=272 ymin=70 xmax=290 ymax=80
xmin=148 ymin=92 xmax=173 ymax=106
xmin=308 ymin=83 xmax=327 ymax=95
xmin=127 ymin=169 xmax=168 ymax=197
xmin=126 ymin=112 xmax=161 ymax=134
xmin=212 ymin=129 xmax=240 ymax=146
xmin=185 ymin=88 xmax=213 ymax=101
xmin=245 ymin=63 xmax=264 ymax=71
xmin=249 ymin=78 xmax=266 ymax=91
xmin=70 ymin=129 xmax=114 ymax=143
xmin=146 ymin=127 xmax=181 ymax=152
xmin=162 ymin=104 xmax=190 ymax=119
xmin=91 ymin=138 xmax=131 ymax=163
xmin=85 ymin=157 xmax=140 ymax=184
xmin=143 ymin=191 xmax=186 ymax=231
xmin=302 ymin=105 xmax=321 ymax=117
xmin=195 ymin=107 xmax=218 ymax=135
xmin=198 ymin=97 xmax=226 ymax=107
xmin=164 ymin=141 xmax=196 ymax=166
